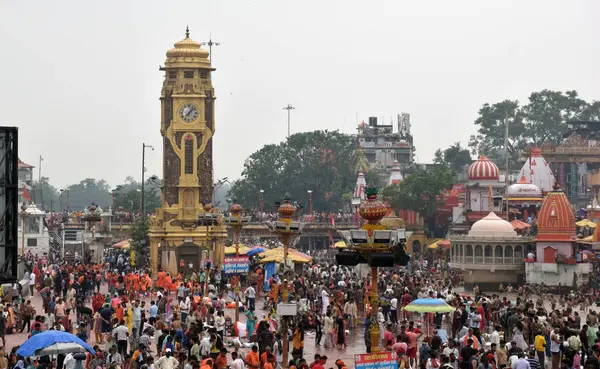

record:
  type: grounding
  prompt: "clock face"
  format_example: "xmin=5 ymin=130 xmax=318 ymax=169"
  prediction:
xmin=179 ymin=103 xmax=199 ymax=123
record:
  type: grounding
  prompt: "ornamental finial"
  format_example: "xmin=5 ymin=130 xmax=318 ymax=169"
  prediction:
xmin=185 ymin=25 xmax=190 ymax=38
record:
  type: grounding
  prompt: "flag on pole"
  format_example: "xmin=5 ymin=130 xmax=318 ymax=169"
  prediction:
xmin=22 ymin=186 xmax=31 ymax=202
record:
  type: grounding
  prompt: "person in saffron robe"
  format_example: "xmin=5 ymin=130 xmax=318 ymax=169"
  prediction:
xmin=157 ymin=270 xmax=166 ymax=290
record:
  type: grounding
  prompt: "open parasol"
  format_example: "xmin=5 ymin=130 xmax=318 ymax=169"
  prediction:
xmin=17 ymin=331 xmax=96 ymax=356
xmin=403 ymin=298 xmax=455 ymax=313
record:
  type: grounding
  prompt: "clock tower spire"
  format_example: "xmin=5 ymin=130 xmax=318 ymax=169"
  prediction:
xmin=149 ymin=28 xmax=226 ymax=276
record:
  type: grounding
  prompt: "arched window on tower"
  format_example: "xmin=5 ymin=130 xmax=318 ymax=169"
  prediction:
xmin=185 ymin=135 xmax=194 ymax=174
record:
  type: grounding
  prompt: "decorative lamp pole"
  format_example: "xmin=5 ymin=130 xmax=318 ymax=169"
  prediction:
xmin=20 ymin=203 xmax=27 ymax=257
xmin=59 ymin=189 xmax=64 ymax=213
xmin=259 ymin=189 xmax=264 ymax=215
xmin=307 ymin=190 xmax=313 ymax=221
xmin=227 ymin=202 xmax=247 ymax=324
xmin=274 ymin=193 xmax=303 ymax=369
xmin=358 ymin=186 xmax=388 ymax=353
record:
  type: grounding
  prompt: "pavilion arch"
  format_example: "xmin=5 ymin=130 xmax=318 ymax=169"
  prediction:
xmin=474 ymin=245 xmax=483 ymax=263
xmin=514 ymin=245 xmax=523 ymax=260
xmin=465 ymin=244 xmax=473 ymax=260
xmin=483 ymin=245 xmax=492 ymax=263
xmin=494 ymin=245 xmax=503 ymax=263
xmin=505 ymin=245 xmax=514 ymax=262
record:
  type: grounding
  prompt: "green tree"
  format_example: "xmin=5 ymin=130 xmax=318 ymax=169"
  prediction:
xmin=31 ymin=176 xmax=60 ymax=211
xmin=469 ymin=90 xmax=600 ymax=168
xmin=130 ymin=216 xmax=149 ymax=267
xmin=113 ymin=176 xmax=161 ymax=214
xmin=65 ymin=178 xmax=112 ymax=210
xmin=433 ymin=142 xmax=472 ymax=172
xmin=380 ymin=165 xmax=455 ymax=232
xmin=229 ymin=130 xmax=358 ymax=212
xmin=468 ymin=99 xmax=525 ymax=168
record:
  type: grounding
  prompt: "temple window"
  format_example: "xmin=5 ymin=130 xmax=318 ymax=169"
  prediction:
xmin=494 ymin=245 xmax=503 ymax=264
xmin=184 ymin=71 xmax=194 ymax=78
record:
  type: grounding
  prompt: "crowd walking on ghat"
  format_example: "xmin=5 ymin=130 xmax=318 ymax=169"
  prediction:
xmin=3 ymin=251 xmax=600 ymax=369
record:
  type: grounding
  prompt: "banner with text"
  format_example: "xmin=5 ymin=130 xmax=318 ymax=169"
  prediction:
xmin=355 ymin=352 xmax=398 ymax=369
xmin=224 ymin=255 xmax=250 ymax=275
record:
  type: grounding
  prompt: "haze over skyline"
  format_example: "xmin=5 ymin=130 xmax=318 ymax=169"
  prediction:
xmin=1 ymin=0 xmax=599 ymax=189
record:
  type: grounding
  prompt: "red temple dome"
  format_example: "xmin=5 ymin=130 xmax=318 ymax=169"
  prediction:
xmin=536 ymin=185 xmax=576 ymax=242
xmin=468 ymin=155 xmax=499 ymax=181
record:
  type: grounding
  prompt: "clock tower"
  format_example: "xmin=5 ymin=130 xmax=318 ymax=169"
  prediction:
xmin=149 ymin=28 xmax=227 ymax=276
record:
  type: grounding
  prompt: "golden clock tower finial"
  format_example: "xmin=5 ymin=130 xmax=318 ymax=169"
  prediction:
xmin=185 ymin=25 xmax=190 ymax=38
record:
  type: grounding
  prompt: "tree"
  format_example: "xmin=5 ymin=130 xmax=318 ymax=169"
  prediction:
xmin=66 ymin=178 xmax=112 ymax=210
xmin=113 ymin=177 xmax=161 ymax=214
xmin=433 ymin=142 xmax=472 ymax=172
xmin=380 ymin=165 xmax=455 ymax=232
xmin=468 ymin=99 xmax=525 ymax=169
xmin=31 ymin=176 xmax=60 ymax=211
xmin=130 ymin=216 xmax=149 ymax=267
xmin=469 ymin=90 xmax=600 ymax=168
xmin=229 ymin=130 xmax=358 ymax=212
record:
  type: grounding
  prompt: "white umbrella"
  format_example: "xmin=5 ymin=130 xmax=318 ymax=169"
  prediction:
xmin=36 ymin=342 xmax=89 ymax=356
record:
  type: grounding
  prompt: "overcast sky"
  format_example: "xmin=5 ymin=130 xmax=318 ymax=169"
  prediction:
xmin=1 ymin=0 xmax=599 ymax=189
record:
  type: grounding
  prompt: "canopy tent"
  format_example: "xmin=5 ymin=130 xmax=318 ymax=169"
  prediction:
xmin=247 ymin=246 xmax=265 ymax=257
xmin=427 ymin=239 xmax=450 ymax=250
xmin=224 ymin=244 xmax=251 ymax=255
xmin=17 ymin=331 xmax=96 ymax=356
xmin=510 ymin=219 xmax=531 ymax=230
xmin=258 ymin=247 xmax=312 ymax=263
xmin=333 ymin=240 xmax=347 ymax=248
xmin=576 ymin=219 xmax=597 ymax=228
xmin=112 ymin=239 xmax=131 ymax=249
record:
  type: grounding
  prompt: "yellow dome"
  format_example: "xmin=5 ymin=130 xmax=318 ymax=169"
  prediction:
xmin=165 ymin=27 xmax=211 ymax=69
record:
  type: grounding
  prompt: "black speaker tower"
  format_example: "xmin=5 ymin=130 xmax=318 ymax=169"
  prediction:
xmin=0 ymin=127 xmax=19 ymax=282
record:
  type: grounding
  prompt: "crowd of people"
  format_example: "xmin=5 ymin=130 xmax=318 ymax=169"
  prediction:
xmin=3 ymin=251 xmax=600 ymax=369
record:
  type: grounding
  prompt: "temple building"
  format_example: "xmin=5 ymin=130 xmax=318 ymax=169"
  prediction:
xmin=451 ymin=155 xmax=505 ymax=232
xmin=450 ymin=212 xmax=533 ymax=290
xmin=541 ymin=121 xmax=600 ymax=207
xmin=388 ymin=160 xmax=403 ymax=185
xmin=525 ymin=185 xmax=591 ymax=286
xmin=505 ymin=174 xmax=543 ymax=217
xmin=149 ymin=28 xmax=227 ymax=276
xmin=520 ymin=147 xmax=555 ymax=194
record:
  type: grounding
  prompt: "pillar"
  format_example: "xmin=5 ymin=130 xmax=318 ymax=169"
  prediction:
xmin=150 ymin=239 xmax=159 ymax=278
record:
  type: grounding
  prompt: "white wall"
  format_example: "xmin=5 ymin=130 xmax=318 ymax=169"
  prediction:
xmin=525 ymin=262 xmax=591 ymax=286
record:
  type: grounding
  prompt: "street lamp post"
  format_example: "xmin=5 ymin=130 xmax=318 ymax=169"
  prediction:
xmin=225 ymin=203 xmax=251 ymax=324
xmin=141 ymin=143 xmax=154 ymax=218
xmin=259 ymin=190 xmax=264 ymax=214
xmin=66 ymin=189 xmax=70 ymax=212
xmin=59 ymin=189 xmax=64 ymax=213
xmin=274 ymin=194 xmax=303 ymax=369
xmin=20 ymin=204 xmax=27 ymax=257
xmin=307 ymin=190 xmax=313 ymax=221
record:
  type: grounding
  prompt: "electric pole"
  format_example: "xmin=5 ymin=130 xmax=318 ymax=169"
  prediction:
xmin=283 ymin=104 xmax=295 ymax=137
xmin=201 ymin=34 xmax=220 ymax=63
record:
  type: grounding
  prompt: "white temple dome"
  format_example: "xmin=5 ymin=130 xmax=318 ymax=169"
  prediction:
xmin=507 ymin=175 xmax=542 ymax=198
xmin=468 ymin=212 xmax=517 ymax=237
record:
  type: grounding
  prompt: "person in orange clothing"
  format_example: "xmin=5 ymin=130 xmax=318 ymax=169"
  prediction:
xmin=260 ymin=346 xmax=273 ymax=368
xmin=157 ymin=270 xmax=166 ymax=290
xmin=140 ymin=275 xmax=148 ymax=297
xmin=115 ymin=303 xmax=124 ymax=323
xmin=165 ymin=274 xmax=173 ymax=294
xmin=133 ymin=273 xmax=140 ymax=293
xmin=215 ymin=349 xmax=228 ymax=369
xmin=200 ymin=358 xmax=213 ymax=369
xmin=263 ymin=353 xmax=275 ymax=369
xmin=246 ymin=345 xmax=260 ymax=369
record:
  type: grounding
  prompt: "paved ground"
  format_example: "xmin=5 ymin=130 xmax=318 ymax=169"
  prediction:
xmin=5 ymin=286 xmax=367 ymax=365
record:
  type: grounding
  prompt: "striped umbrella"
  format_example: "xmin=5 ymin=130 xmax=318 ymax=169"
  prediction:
xmin=403 ymin=298 xmax=455 ymax=313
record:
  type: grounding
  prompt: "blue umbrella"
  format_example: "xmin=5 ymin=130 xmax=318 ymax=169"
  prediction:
xmin=17 ymin=330 xmax=96 ymax=356
xmin=247 ymin=247 xmax=265 ymax=257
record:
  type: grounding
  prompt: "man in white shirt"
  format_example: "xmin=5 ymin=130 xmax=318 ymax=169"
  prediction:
xmin=112 ymin=320 xmax=129 ymax=356
xmin=245 ymin=285 xmax=256 ymax=310
xmin=321 ymin=289 xmax=329 ymax=315
xmin=230 ymin=351 xmax=245 ymax=369
xmin=29 ymin=273 xmax=36 ymax=296
xmin=156 ymin=348 xmax=179 ymax=369
xmin=63 ymin=353 xmax=76 ymax=369
xmin=390 ymin=297 xmax=398 ymax=324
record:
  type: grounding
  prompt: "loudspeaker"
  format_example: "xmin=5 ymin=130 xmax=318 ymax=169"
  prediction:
xmin=335 ymin=251 xmax=360 ymax=266
xmin=368 ymin=253 xmax=394 ymax=267
xmin=394 ymin=244 xmax=410 ymax=266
